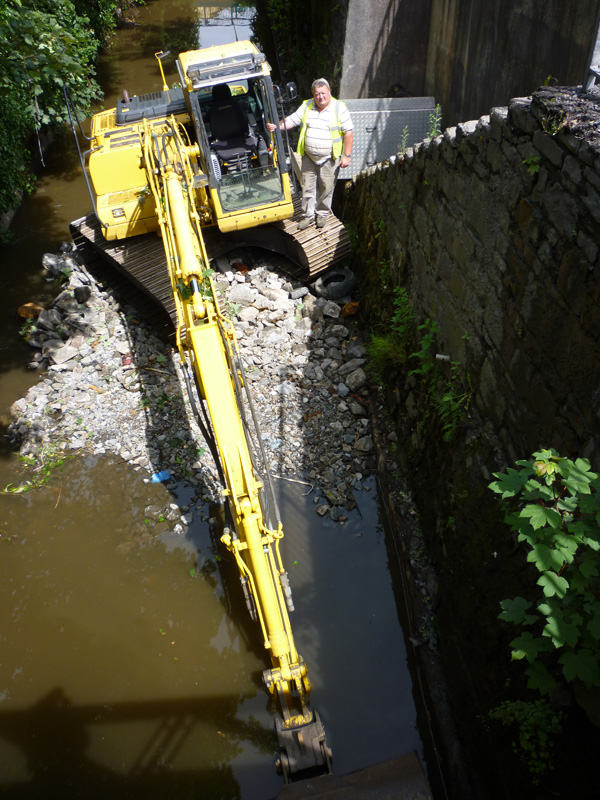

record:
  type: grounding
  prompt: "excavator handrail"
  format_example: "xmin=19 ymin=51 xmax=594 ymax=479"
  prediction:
xmin=63 ymin=85 xmax=107 ymax=229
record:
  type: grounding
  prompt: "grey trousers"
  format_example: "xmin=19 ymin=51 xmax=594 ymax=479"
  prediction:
xmin=300 ymin=155 xmax=340 ymax=218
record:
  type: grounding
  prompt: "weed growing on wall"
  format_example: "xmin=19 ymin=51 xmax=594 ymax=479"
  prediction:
xmin=366 ymin=286 xmax=413 ymax=381
xmin=522 ymin=156 xmax=541 ymax=175
xmin=488 ymin=699 xmax=562 ymax=782
xmin=366 ymin=292 xmax=471 ymax=441
xmin=398 ymin=125 xmax=409 ymax=155
xmin=408 ymin=318 xmax=471 ymax=441
xmin=428 ymin=103 xmax=443 ymax=139
xmin=432 ymin=361 xmax=472 ymax=442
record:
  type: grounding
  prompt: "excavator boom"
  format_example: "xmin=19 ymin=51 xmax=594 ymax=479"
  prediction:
xmin=141 ymin=113 xmax=331 ymax=780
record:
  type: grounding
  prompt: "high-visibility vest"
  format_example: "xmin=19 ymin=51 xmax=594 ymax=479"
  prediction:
xmin=297 ymin=98 xmax=346 ymax=159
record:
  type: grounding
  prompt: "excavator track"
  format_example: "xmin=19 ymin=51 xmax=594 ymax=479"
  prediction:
xmin=70 ymin=195 xmax=350 ymax=329
xmin=203 ymin=195 xmax=352 ymax=277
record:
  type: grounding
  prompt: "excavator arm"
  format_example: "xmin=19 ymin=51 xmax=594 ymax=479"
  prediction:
xmin=140 ymin=117 xmax=332 ymax=781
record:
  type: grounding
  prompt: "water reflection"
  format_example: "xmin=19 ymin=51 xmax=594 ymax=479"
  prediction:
xmin=0 ymin=456 xmax=281 ymax=799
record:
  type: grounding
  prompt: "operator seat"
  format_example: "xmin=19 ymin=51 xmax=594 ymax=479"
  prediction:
xmin=209 ymin=83 xmax=257 ymax=167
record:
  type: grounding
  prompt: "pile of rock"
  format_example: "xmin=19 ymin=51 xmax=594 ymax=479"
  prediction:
xmin=8 ymin=245 xmax=375 ymax=523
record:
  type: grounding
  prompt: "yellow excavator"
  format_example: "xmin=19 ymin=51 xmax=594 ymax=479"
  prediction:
xmin=67 ymin=41 xmax=333 ymax=782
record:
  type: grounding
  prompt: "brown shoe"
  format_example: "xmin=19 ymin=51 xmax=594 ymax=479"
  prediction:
xmin=298 ymin=217 xmax=312 ymax=230
xmin=316 ymin=215 xmax=327 ymax=228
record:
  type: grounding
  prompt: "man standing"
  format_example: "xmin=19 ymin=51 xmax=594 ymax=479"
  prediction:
xmin=267 ymin=79 xmax=353 ymax=230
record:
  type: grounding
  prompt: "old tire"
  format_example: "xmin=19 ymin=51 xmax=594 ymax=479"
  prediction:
xmin=314 ymin=268 xmax=356 ymax=300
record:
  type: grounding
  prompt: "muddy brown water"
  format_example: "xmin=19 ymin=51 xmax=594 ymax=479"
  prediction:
xmin=0 ymin=3 xmax=426 ymax=798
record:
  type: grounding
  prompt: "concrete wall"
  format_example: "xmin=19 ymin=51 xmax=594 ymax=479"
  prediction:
xmin=339 ymin=0 xmax=600 ymax=124
xmin=339 ymin=0 xmax=431 ymax=98
xmin=426 ymin=0 xmax=600 ymax=125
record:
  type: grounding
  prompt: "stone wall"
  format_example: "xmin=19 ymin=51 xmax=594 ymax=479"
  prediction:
xmin=343 ymin=86 xmax=600 ymax=798
xmin=348 ymin=85 xmax=600 ymax=471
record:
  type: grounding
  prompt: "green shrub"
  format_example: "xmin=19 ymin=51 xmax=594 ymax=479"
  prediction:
xmin=490 ymin=449 xmax=600 ymax=694
xmin=488 ymin=699 xmax=562 ymax=782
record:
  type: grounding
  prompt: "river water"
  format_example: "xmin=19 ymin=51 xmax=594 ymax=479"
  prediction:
xmin=0 ymin=3 xmax=426 ymax=798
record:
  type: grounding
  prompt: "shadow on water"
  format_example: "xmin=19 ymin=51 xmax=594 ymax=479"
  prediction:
xmin=0 ymin=689 xmax=266 ymax=800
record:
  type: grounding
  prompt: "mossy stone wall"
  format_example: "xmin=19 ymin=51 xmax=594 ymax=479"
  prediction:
xmin=343 ymin=86 xmax=600 ymax=798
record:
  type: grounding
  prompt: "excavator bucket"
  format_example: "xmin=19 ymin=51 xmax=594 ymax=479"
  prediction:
xmin=275 ymin=711 xmax=332 ymax=784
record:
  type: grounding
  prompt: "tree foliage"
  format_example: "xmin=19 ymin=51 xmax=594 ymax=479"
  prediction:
xmin=490 ymin=448 xmax=600 ymax=694
xmin=0 ymin=0 xmax=139 ymax=218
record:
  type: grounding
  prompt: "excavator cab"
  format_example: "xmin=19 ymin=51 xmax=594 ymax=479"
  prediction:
xmin=176 ymin=43 xmax=294 ymax=232
xmin=208 ymin=82 xmax=268 ymax=170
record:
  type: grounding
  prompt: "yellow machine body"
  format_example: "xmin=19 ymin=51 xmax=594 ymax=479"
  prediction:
xmin=88 ymin=40 xmax=294 ymax=242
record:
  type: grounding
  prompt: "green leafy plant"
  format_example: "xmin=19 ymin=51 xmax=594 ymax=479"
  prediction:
xmin=490 ymin=449 xmax=600 ymax=694
xmin=428 ymin=103 xmax=442 ymax=139
xmin=488 ymin=699 xmax=562 ymax=782
xmin=0 ymin=0 xmax=146 ymax=218
xmin=523 ymin=156 xmax=541 ymax=175
xmin=390 ymin=286 xmax=413 ymax=340
xmin=541 ymin=110 xmax=565 ymax=137
xmin=366 ymin=286 xmax=414 ymax=381
xmin=408 ymin=320 xmax=470 ymax=440
xmin=378 ymin=257 xmax=391 ymax=291
xmin=409 ymin=318 xmax=440 ymax=377
xmin=367 ymin=335 xmax=405 ymax=379
xmin=2 ymin=446 xmax=71 ymax=494
xmin=398 ymin=125 xmax=409 ymax=155
xmin=432 ymin=361 xmax=472 ymax=442
xmin=19 ymin=317 xmax=35 ymax=340
xmin=374 ymin=219 xmax=386 ymax=239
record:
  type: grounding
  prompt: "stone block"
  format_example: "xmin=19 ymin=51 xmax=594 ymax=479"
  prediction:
xmin=508 ymin=348 xmax=536 ymax=395
xmin=508 ymin=97 xmax=537 ymax=135
xmin=482 ymin=302 xmax=505 ymax=351
xmin=556 ymin=130 xmax=582 ymax=158
xmin=581 ymin=187 xmax=600 ymax=225
xmin=440 ymin=139 xmax=457 ymax=167
xmin=477 ymin=353 xmax=507 ymax=426
xmin=533 ymin=129 xmax=565 ymax=168
xmin=584 ymin=165 xmax=600 ymax=193
xmin=556 ymin=252 xmax=589 ymax=316
xmin=500 ymin=140 xmax=523 ymax=172
xmin=457 ymin=119 xmax=479 ymax=140
xmin=486 ymin=140 xmax=502 ymax=172
xmin=524 ymin=370 xmax=559 ymax=433
xmin=561 ymin=154 xmax=583 ymax=190
xmin=489 ymin=107 xmax=509 ymax=140
xmin=541 ymin=182 xmax=579 ymax=237
xmin=576 ymin=230 xmax=599 ymax=267
xmin=580 ymin=294 xmax=600 ymax=342
xmin=514 ymin=199 xmax=540 ymax=247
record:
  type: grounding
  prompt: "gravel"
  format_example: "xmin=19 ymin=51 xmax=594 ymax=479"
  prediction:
xmin=8 ymin=244 xmax=376 ymax=527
